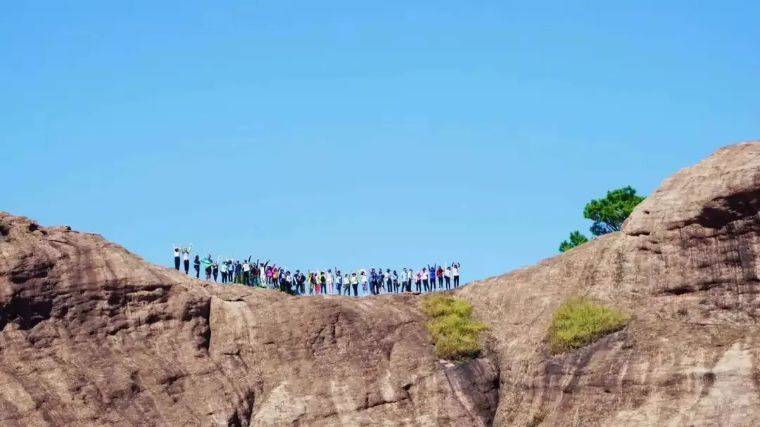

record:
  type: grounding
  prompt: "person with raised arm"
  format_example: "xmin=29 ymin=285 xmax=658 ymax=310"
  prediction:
xmin=452 ymin=262 xmax=461 ymax=288
xmin=182 ymin=245 xmax=192 ymax=274
xmin=242 ymin=258 xmax=251 ymax=285
xmin=202 ymin=255 xmax=213 ymax=280
xmin=428 ymin=265 xmax=437 ymax=291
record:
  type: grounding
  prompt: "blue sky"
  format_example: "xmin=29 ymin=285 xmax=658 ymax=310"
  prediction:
xmin=2 ymin=1 xmax=758 ymax=281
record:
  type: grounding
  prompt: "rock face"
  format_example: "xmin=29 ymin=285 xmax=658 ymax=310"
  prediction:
xmin=457 ymin=142 xmax=760 ymax=426
xmin=1 ymin=141 xmax=760 ymax=426
xmin=0 ymin=216 xmax=498 ymax=425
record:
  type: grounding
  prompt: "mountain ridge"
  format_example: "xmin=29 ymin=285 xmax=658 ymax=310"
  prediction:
xmin=2 ymin=141 xmax=760 ymax=425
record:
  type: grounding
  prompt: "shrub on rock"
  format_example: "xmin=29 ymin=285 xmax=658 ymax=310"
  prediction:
xmin=547 ymin=297 xmax=628 ymax=354
xmin=421 ymin=295 xmax=487 ymax=361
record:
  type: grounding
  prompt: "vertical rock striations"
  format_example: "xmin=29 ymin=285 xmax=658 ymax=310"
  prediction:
xmin=2 ymin=141 xmax=760 ymax=425
xmin=457 ymin=141 xmax=760 ymax=426
xmin=0 ymin=212 xmax=497 ymax=426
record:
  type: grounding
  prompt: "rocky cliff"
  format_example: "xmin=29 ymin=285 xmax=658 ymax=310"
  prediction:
xmin=1 ymin=142 xmax=759 ymax=426
xmin=0 ymin=215 xmax=497 ymax=426
xmin=458 ymin=142 xmax=760 ymax=426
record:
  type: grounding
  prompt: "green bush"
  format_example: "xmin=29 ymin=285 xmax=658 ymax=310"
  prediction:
xmin=547 ymin=297 xmax=628 ymax=354
xmin=421 ymin=295 xmax=487 ymax=361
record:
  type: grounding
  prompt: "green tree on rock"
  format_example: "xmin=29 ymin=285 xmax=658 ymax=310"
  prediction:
xmin=583 ymin=186 xmax=645 ymax=236
xmin=558 ymin=186 xmax=645 ymax=252
xmin=559 ymin=231 xmax=589 ymax=252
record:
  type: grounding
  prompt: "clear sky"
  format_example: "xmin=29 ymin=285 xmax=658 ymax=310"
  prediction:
xmin=2 ymin=1 xmax=758 ymax=282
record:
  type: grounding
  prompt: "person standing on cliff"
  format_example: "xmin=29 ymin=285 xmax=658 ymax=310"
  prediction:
xmin=242 ymin=260 xmax=251 ymax=285
xmin=334 ymin=270 xmax=342 ymax=295
xmin=265 ymin=266 xmax=273 ymax=286
xmin=173 ymin=245 xmax=181 ymax=270
xmin=297 ymin=270 xmax=306 ymax=295
xmin=319 ymin=271 xmax=327 ymax=295
xmin=429 ymin=265 xmax=437 ymax=291
xmin=182 ymin=246 xmax=191 ymax=274
xmin=260 ymin=260 xmax=270 ymax=287
xmin=452 ymin=263 xmax=461 ymax=288
xmin=193 ymin=255 xmax=200 ymax=278
xmin=360 ymin=270 xmax=368 ymax=295
xmin=284 ymin=271 xmax=293 ymax=294
xmin=352 ymin=272 xmax=360 ymax=296
xmin=326 ymin=269 xmax=334 ymax=294
xmin=203 ymin=255 xmax=213 ymax=280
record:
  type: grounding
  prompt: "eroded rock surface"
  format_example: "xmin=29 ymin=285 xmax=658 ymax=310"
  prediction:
xmin=457 ymin=142 xmax=760 ymax=426
xmin=0 ymin=214 xmax=497 ymax=426
xmin=2 ymin=141 xmax=760 ymax=426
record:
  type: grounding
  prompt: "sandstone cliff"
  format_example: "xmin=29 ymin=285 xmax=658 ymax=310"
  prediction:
xmin=458 ymin=142 xmax=760 ymax=426
xmin=0 ymin=215 xmax=497 ymax=426
xmin=1 ymin=142 xmax=759 ymax=426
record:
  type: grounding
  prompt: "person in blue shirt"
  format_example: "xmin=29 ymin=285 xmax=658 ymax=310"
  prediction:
xmin=428 ymin=265 xmax=437 ymax=291
xmin=369 ymin=268 xmax=377 ymax=295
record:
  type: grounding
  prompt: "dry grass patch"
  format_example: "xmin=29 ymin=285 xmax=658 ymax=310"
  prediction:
xmin=547 ymin=297 xmax=628 ymax=354
xmin=421 ymin=294 xmax=487 ymax=361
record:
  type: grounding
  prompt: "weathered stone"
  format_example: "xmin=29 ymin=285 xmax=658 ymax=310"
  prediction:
xmin=0 ymin=213 xmax=496 ymax=426
xmin=2 ymin=141 xmax=760 ymax=426
xmin=457 ymin=141 xmax=760 ymax=426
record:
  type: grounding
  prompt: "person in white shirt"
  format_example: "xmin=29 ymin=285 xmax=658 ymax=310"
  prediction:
xmin=242 ymin=261 xmax=251 ymax=285
xmin=285 ymin=271 xmax=293 ymax=294
xmin=452 ymin=263 xmax=461 ymax=288
xmin=444 ymin=267 xmax=452 ymax=290
xmin=326 ymin=269 xmax=334 ymax=294
xmin=173 ymin=246 xmax=181 ymax=270
xmin=360 ymin=271 xmax=368 ymax=295
xmin=220 ymin=261 xmax=228 ymax=283
xmin=343 ymin=273 xmax=351 ymax=295
xmin=182 ymin=246 xmax=191 ymax=274
xmin=334 ymin=270 xmax=343 ymax=295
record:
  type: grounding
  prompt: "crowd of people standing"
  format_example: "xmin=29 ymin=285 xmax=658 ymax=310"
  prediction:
xmin=172 ymin=245 xmax=462 ymax=296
